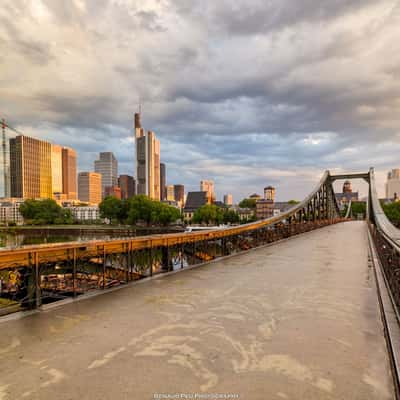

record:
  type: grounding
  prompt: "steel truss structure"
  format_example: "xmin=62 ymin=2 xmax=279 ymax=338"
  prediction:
xmin=0 ymin=170 xmax=345 ymax=315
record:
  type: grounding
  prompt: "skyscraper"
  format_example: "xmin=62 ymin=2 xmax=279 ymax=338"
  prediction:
xmin=135 ymin=113 xmax=161 ymax=200
xmin=118 ymin=175 xmax=135 ymax=199
xmin=166 ymin=185 xmax=175 ymax=201
xmin=51 ymin=144 xmax=63 ymax=195
xmin=160 ymin=163 xmax=166 ymax=200
xmin=224 ymin=194 xmax=233 ymax=206
xmin=200 ymin=180 xmax=215 ymax=203
xmin=78 ymin=172 xmax=102 ymax=205
xmin=94 ymin=152 xmax=118 ymax=198
xmin=386 ymin=169 xmax=400 ymax=199
xmin=10 ymin=135 xmax=52 ymax=199
xmin=62 ymin=147 xmax=77 ymax=199
xmin=174 ymin=184 xmax=185 ymax=207
xmin=9 ymin=135 xmax=77 ymax=200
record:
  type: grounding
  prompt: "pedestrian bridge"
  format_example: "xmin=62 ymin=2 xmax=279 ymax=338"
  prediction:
xmin=0 ymin=168 xmax=399 ymax=399
xmin=0 ymin=221 xmax=395 ymax=399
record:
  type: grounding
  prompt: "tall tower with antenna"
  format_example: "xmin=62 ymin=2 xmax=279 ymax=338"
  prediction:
xmin=1 ymin=119 xmax=10 ymax=198
xmin=134 ymin=107 xmax=161 ymax=200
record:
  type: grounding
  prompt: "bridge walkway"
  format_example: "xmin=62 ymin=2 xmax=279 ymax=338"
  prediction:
xmin=0 ymin=221 xmax=394 ymax=399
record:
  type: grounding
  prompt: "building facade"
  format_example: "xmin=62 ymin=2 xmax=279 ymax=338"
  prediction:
xmin=232 ymin=206 xmax=254 ymax=222
xmin=256 ymin=186 xmax=276 ymax=219
xmin=51 ymin=144 xmax=63 ymax=195
xmin=9 ymin=135 xmax=77 ymax=201
xmin=166 ymin=185 xmax=175 ymax=201
xmin=335 ymin=181 xmax=359 ymax=210
xmin=200 ymin=180 xmax=215 ymax=203
xmin=386 ymin=169 xmax=400 ymax=200
xmin=264 ymin=186 xmax=275 ymax=201
xmin=118 ymin=175 xmax=135 ymax=199
xmin=183 ymin=191 xmax=208 ymax=221
xmin=104 ymin=186 xmax=122 ymax=199
xmin=62 ymin=147 xmax=77 ymax=199
xmin=223 ymin=194 xmax=233 ymax=206
xmin=0 ymin=198 xmax=24 ymax=225
xmin=66 ymin=206 xmax=100 ymax=222
xmin=160 ymin=163 xmax=166 ymax=201
xmin=256 ymin=200 xmax=275 ymax=219
xmin=94 ymin=152 xmax=118 ymax=198
xmin=10 ymin=135 xmax=53 ymax=199
xmin=135 ymin=113 xmax=161 ymax=200
xmin=78 ymin=172 xmax=102 ymax=205
xmin=174 ymin=184 xmax=185 ymax=208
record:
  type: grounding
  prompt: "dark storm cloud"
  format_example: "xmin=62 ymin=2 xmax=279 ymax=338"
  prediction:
xmin=31 ymin=93 xmax=127 ymax=130
xmin=0 ymin=0 xmax=399 ymax=200
xmin=175 ymin=0 xmax=378 ymax=35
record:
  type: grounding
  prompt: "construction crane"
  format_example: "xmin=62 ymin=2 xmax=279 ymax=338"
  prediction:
xmin=1 ymin=118 xmax=8 ymax=197
xmin=0 ymin=118 xmax=23 ymax=198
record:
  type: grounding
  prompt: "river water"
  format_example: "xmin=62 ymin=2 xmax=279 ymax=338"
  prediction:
xmin=0 ymin=227 xmax=182 ymax=249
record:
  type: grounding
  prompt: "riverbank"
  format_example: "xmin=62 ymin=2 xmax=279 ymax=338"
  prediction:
xmin=0 ymin=224 xmax=185 ymax=234
xmin=0 ymin=225 xmax=185 ymax=248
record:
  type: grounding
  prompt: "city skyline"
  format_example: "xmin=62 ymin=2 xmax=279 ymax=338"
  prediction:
xmin=0 ymin=122 xmax=385 ymax=204
xmin=0 ymin=1 xmax=399 ymax=201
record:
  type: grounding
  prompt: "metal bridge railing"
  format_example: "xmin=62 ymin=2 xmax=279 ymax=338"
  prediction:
xmin=368 ymin=168 xmax=400 ymax=317
xmin=0 ymin=170 xmax=345 ymax=316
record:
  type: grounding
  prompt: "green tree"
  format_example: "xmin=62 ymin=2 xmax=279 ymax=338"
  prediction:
xmin=383 ymin=202 xmax=400 ymax=226
xmin=19 ymin=199 xmax=73 ymax=225
xmin=238 ymin=198 xmax=257 ymax=209
xmin=150 ymin=202 xmax=181 ymax=226
xmin=222 ymin=209 xmax=240 ymax=224
xmin=192 ymin=204 xmax=224 ymax=225
xmin=351 ymin=201 xmax=367 ymax=219
xmin=126 ymin=195 xmax=155 ymax=225
xmin=99 ymin=196 xmax=124 ymax=224
xmin=288 ymin=200 xmax=300 ymax=205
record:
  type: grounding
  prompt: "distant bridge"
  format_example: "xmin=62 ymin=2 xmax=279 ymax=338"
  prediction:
xmin=0 ymin=168 xmax=399 ymax=398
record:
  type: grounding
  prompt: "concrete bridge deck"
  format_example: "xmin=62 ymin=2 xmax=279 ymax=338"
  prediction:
xmin=0 ymin=222 xmax=394 ymax=399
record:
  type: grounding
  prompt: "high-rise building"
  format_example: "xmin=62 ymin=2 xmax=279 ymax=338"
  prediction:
xmin=160 ymin=163 xmax=166 ymax=201
xmin=62 ymin=147 xmax=77 ymax=199
xmin=224 ymin=194 xmax=233 ymax=206
xmin=386 ymin=169 xmax=400 ymax=199
xmin=94 ymin=152 xmax=118 ymax=198
xmin=135 ymin=113 xmax=161 ymax=200
xmin=9 ymin=135 xmax=77 ymax=200
xmin=51 ymin=145 xmax=63 ymax=195
xmin=78 ymin=172 xmax=102 ymax=205
xmin=118 ymin=175 xmax=135 ymax=199
xmin=174 ymin=184 xmax=185 ymax=207
xmin=166 ymin=185 xmax=175 ymax=201
xmin=10 ymin=135 xmax=53 ymax=199
xmin=200 ymin=180 xmax=215 ymax=203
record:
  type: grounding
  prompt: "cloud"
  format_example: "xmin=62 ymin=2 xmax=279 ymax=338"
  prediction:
xmin=0 ymin=0 xmax=399 ymax=201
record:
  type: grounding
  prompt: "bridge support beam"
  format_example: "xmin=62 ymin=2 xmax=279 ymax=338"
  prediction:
xmin=161 ymin=246 xmax=173 ymax=271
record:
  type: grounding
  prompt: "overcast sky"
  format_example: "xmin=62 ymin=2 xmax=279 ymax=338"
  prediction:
xmin=1 ymin=0 xmax=399 ymax=202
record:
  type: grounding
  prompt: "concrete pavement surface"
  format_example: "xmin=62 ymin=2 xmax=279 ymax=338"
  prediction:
xmin=0 ymin=221 xmax=394 ymax=399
